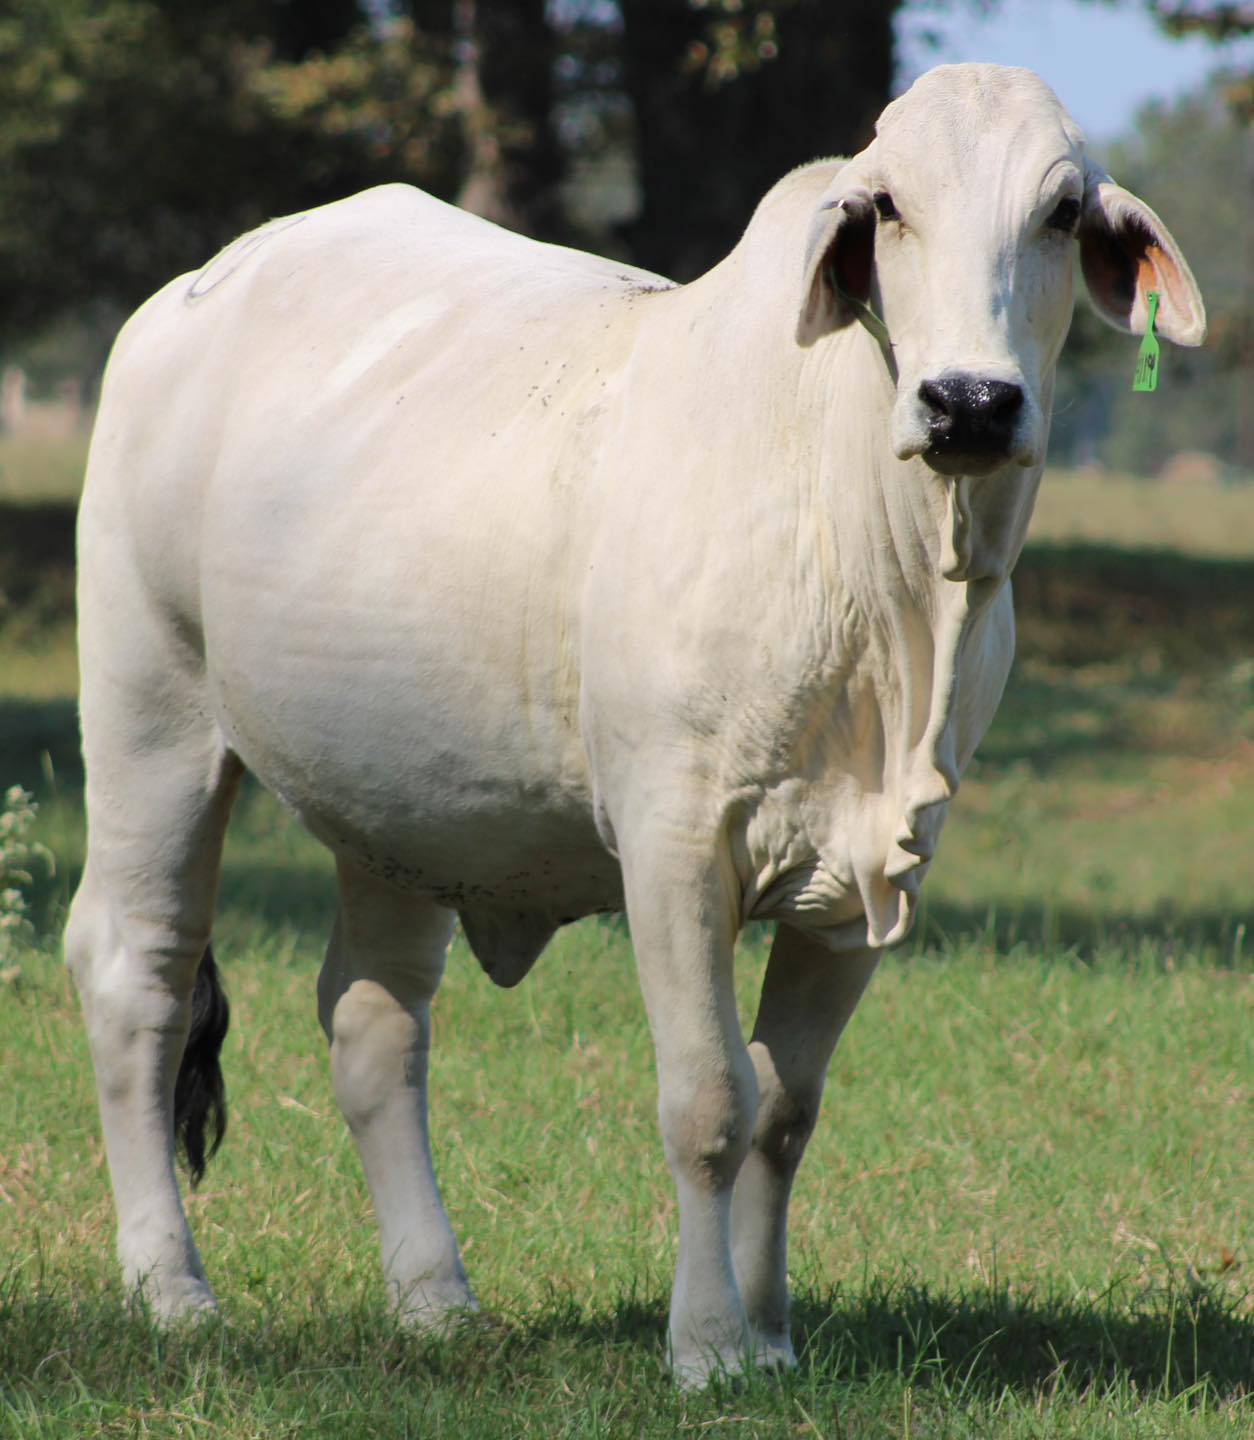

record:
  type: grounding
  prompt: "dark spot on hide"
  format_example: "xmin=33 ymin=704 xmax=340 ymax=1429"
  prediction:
xmin=356 ymin=850 xmax=426 ymax=890
xmin=620 ymin=276 xmax=676 ymax=295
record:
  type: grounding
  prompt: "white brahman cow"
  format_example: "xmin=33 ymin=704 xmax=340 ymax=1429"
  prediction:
xmin=67 ymin=64 xmax=1204 ymax=1384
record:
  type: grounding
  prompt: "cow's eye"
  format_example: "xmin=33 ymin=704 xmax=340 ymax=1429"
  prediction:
xmin=873 ymin=191 xmax=900 ymax=223
xmin=1047 ymin=196 xmax=1081 ymax=233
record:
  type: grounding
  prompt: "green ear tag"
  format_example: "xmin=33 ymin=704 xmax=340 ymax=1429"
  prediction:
xmin=1132 ymin=291 xmax=1161 ymax=393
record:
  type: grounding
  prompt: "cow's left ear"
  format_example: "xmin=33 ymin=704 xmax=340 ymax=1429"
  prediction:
xmin=796 ymin=182 xmax=876 ymax=347
xmin=1079 ymin=162 xmax=1206 ymax=346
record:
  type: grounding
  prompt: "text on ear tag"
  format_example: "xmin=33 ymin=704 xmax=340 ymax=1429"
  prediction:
xmin=1133 ymin=291 xmax=1161 ymax=393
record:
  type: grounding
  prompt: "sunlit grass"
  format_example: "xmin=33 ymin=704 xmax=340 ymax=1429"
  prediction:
xmin=2 ymin=923 xmax=1249 ymax=1437
xmin=1031 ymin=469 xmax=1254 ymax=557
xmin=0 ymin=622 xmax=78 ymax=699
xmin=0 ymin=433 xmax=87 ymax=506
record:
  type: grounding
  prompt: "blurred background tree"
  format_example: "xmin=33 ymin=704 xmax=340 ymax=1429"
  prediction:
xmin=0 ymin=0 xmax=1248 ymax=471
xmin=0 ymin=1 xmax=461 ymax=354
xmin=1050 ymin=66 xmax=1253 ymax=473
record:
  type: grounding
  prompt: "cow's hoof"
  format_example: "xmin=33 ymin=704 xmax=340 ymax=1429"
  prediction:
xmin=395 ymin=1286 xmax=480 ymax=1336
xmin=669 ymin=1330 xmax=759 ymax=1391
xmin=753 ymin=1331 xmax=799 ymax=1372
xmin=671 ymin=1330 xmax=799 ymax=1389
xmin=672 ymin=1350 xmax=746 ymax=1391
xmin=132 ymin=1274 xmax=219 ymax=1325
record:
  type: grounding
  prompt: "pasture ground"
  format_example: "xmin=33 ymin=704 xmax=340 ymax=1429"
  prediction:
xmin=0 ymin=448 xmax=1250 ymax=1436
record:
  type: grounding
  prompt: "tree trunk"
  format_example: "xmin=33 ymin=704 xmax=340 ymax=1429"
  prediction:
xmin=619 ymin=0 xmax=899 ymax=280
xmin=452 ymin=0 xmax=564 ymax=237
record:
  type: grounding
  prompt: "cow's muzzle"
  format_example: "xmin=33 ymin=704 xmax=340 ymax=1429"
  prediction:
xmin=918 ymin=374 xmax=1025 ymax=476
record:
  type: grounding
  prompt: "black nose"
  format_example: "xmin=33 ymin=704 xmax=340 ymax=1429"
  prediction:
xmin=919 ymin=375 xmax=1024 ymax=459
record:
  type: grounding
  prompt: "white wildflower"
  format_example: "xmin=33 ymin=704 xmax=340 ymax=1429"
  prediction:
xmin=0 ymin=786 xmax=55 ymax=978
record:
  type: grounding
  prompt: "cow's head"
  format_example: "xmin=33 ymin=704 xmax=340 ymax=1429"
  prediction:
xmin=797 ymin=64 xmax=1205 ymax=498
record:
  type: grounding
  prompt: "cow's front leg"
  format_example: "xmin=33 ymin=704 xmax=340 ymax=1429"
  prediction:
xmin=622 ymin=839 xmax=758 ymax=1387
xmin=732 ymin=926 xmax=879 ymax=1366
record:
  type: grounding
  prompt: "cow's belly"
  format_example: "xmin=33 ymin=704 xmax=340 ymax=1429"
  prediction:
xmin=191 ymin=383 xmax=629 ymax=915
xmin=201 ymin=546 xmax=619 ymax=918
xmin=307 ymin=800 xmax=623 ymax=920
xmin=211 ymin=648 xmax=622 ymax=916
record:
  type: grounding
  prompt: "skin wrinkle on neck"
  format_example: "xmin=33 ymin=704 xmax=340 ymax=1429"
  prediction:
xmin=726 ymin=298 xmax=1018 ymax=946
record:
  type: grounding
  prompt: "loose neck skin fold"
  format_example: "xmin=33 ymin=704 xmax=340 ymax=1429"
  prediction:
xmin=644 ymin=250 xmax=1044 ymax=946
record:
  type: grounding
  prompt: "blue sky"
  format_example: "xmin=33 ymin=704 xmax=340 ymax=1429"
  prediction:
xmin=896 ymin=0 xmax=1253 ymax=142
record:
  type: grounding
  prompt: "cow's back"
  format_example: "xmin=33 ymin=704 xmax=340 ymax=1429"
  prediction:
xmin=78 ymin=185 xmax=671 ymax=910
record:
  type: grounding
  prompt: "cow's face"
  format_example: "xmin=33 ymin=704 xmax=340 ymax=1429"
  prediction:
xmin=798 ymin=64 xmax=1205 ymax=486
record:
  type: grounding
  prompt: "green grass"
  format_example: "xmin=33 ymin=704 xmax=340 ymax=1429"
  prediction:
xmin=0 ymin=433 xmax=88 ymax=507
xmin=2 ymin=927 xmax=1250 ymax=1436
xmin=0 ymin=463 xmax=1251 ymax=1435
xmin=1030 ymin=472 xmax=1254 ymax=559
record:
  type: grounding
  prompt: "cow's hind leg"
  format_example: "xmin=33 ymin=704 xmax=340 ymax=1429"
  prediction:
xmin=65 ymin=726 xmax=242 ymax=1320
xmin=317 ymin=862 xmax=473 ymax=1326
xmin=732 ymin=928 xmax=879 ymax=1366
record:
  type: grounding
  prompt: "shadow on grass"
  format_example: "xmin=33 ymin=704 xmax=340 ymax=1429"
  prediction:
xmin=468 ymin=1277 xmax=1254 ymax=1401
xmin=790 ymin=1277 xmax=1252 ymax=1401
xmin=909 ymin=897 xmax=1249 ymax=969
xmin=1014 ymin=543 xmax=1254 ymax=671
xmin=1 ymin=1274 xmax=1248 ymax=1407
xmin=199 ymin=888 xmax=1250 ymax=970
xmin=0 ymin=696 xmax=81 ymax=795
xmin=0 ymin=500 xmax=76 ymax=641
xmin=215 ymin=855 xmax=337 ymax=939
xmin=22 ymin=865 xmax=1249 ymax=972
xmin=979 ymin=666 xmax=1198 ymax=774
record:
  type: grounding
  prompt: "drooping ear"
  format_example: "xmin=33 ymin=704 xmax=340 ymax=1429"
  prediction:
xmin=796 ymin=185 xmax=876 ymax=347
xmin=1079 ymin=162 xmax=1206 ymax=346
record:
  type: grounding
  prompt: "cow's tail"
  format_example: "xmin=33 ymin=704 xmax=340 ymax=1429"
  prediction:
xmin=173 ymin=945 xmax=230 ymax=1188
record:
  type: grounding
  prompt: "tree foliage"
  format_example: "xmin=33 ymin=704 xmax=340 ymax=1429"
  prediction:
xmin=0 ymin=1 xmax=462 ymax=340
xmin=0 ymin=0 xmax=904 ymax=335
xmin=0 ymin=0 xmax=1248 ymax=467
xmin=1144 ymin=1 xmax=1254 ymax=43
xmin=617 ymin=0 xmax=895 ymax=278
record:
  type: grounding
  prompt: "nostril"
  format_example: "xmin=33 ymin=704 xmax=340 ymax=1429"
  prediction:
xmin=921 ymin=377 xmax=1022 ymax=420
xmin=983 ymin=380 xmax=1024 ymax=421
xmin=918 ymin=379 xmax=953 ymax=418
xmin=918 ymin=374 xmax=1026 ymax=458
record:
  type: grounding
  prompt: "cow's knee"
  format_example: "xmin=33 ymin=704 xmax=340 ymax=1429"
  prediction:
xmin=659 ymin=1054 xmax=759 ymax=1192
xmin=64 ymin=867 xmax=125 ymax=1008
xmin=749 ymin=1053 xmax=823 ymax=1177
xmin=317 ymin=879 xmax=453 ymax=1127
xmin=326 ymin=978 xmax=430 ymax=1125
xmin=67 ymin=869 xmax=204 ymax=1032
xmin=64 ymin=871 xmax=105 ymax=1001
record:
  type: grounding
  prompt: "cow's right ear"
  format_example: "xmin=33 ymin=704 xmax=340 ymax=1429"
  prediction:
xmin=796 ymin=188 xmax=876 ymax=347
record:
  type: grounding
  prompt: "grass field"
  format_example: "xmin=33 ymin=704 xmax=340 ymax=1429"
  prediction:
xmin=0 ymin=433 xmax=88 ymax=508
xmin=1 ymin=443 xmax=1251 ymax=1436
